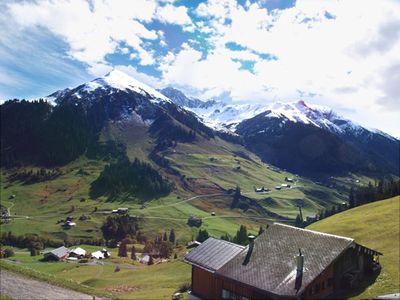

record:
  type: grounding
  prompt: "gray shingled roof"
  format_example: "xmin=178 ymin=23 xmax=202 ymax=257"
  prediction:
xmin=184 ymin=237 xmax=245 ymax=272
xmin=47 ymin=246 xmax=69 ymax=258
xmin=216 ymin=223 xmax=354 ymax=298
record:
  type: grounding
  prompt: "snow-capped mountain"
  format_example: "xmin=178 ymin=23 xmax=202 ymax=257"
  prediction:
xmin=48 ymin=70 xmax=170 ymax=106
xmin=161 ymin=87 xmax=399 ymax=175
xmin=160 ymin=87 xmax=398 ymax=142
xmin=41 ymin=71 xmax=398 ymax=176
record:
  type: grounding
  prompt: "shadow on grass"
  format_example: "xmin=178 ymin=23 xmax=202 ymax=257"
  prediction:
xmin=336 ymin=270 xmax=381 ymax=299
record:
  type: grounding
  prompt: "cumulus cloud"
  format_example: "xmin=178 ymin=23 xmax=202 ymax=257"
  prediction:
xmin=3 ymin=0 xmax=400 ymax=135
xmin=157 ymin=0 xmax=400 ymax=135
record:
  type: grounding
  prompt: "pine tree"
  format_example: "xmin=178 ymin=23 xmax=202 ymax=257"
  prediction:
xmin=258 ymin=226 xmax=264 ymax=235
xmin=295 ymin=214 xmax=303 ymax=228
xmin=118 ymin=242 xmax=127 ymax=257
xmin=169 ymin=228 xmax=176 ymax=244
xmin=234 ymin=225 xmax=248 ymax=245
xmin=163 ymin=231 xmax=168 ymax=241
xmin=130 ymin=246 xmax=136 ymax=260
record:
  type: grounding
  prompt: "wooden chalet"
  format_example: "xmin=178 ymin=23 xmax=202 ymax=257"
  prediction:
xmin=43 ymin=246 xmax=70 ymax=261
xmin=184 ymin=223 xmax=382 ymax=300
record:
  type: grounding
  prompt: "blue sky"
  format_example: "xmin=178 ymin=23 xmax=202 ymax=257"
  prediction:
xmin=1 ymin=0 xmax=400 ymax=136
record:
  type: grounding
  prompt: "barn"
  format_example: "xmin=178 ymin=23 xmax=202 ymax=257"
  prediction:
xmin=184 ymin=223 xmax=382 ymax=299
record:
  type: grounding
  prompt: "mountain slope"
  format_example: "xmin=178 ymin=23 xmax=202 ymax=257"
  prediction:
xmin=308 ymin=196 xmax=400 ymax=299
xmin=161 ymin=88 xmax=399 ymax=177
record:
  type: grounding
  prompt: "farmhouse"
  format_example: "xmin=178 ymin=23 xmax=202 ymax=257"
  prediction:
xmin=184 ymin=223 xmax=382 ymax=300
xmin=69 ymin=247 xmax=86 ymax=258
xmin=43 ymin=246 xmax=70 ymax=261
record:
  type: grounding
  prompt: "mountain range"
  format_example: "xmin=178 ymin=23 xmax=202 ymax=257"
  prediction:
xmin=3 ymin=69 xmax=399 ymax=178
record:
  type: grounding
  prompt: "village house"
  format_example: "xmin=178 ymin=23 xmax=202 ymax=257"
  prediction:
xmin=184 ymin=223 xmax=382 ymax=300
xmin=91 ymin=248 xmax=111 ymax=259
xmin=112 ymin=208 xmax=129 ymax=215
xmin=69 ymin=247 xmax=86 ymax=258
xmin=43 ymin=246 xmax=70 ymax=261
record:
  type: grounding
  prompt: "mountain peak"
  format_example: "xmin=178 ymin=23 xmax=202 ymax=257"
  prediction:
xmin=79 ymin=69 xmax=170 ymax=103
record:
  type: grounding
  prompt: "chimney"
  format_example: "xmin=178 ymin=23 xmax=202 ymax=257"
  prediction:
xmin=296 ymin=248 xmax=304 ymax=274
xmin=295 ymin=248 xmax=304 ymax=290
xmin=243 ymin=235 xmax=256 ymax=265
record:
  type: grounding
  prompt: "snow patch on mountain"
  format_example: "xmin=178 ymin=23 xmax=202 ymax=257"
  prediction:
xmin=75 ymin=70 xmax=171 ymax=103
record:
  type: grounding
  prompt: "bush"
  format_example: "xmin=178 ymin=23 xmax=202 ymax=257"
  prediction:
xmin=4 ymin=248 xmax=14 ymax=258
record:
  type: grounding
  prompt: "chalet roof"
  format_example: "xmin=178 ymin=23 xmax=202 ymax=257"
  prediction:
xmin=91 ymin=251 xmax=104 ymax=259
xmin=46 ymin=246 xmax=69 ymax=258
xmin=216 ymin=223 xmax=356 ymax=297
xmin=70 ymin=247 xmax=86 ymax=256
xmin=184 ymin=237 xmax=245 ymax=273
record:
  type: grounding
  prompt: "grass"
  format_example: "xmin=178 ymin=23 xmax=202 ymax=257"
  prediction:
xmin=0 ymin=260 xmax=113 ymax=299
xmin=1 ymin=248 xmax=191 ymax=300
xmin=308 ymin=196 xmax=400 ymax=299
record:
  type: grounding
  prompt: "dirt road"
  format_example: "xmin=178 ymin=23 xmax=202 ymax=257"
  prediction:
xmin=0 ymin=270 xmax=102 ymax=300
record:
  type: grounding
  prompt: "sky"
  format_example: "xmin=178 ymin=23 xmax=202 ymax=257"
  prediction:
xmin=0 ymin=0 xmax=399 ymax=136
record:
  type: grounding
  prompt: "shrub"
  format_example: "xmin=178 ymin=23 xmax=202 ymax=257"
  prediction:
xmin=4 ymin=248 xmax=14 ymax=258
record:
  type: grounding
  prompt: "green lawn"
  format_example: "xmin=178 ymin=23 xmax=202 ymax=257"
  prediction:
xmin=1 ymin=246 xmax=191 ymax=300
xmin=308 ymin=196 xmax=400 ymax=299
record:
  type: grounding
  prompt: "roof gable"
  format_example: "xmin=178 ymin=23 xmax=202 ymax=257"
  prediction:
xmin=48 ymin=246 xmax=69 ymax=258
xmin=184 ymin=237 xmax=245 ymax=272
xmin=216 ymin=223 xmax=354 ymax=297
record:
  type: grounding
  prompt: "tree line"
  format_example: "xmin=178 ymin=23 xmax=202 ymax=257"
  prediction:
xmin=90 ymin=157 xmax=173 ymax=201
xmin=349 ymin=179 xmax=400 ymax=208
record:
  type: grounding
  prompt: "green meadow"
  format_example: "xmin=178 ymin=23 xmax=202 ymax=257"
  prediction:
xmin=308 ymin=196 xmax=400 ymax=299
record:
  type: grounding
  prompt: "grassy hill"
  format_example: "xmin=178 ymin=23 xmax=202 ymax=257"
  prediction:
xmin=308 ymin=196 xmax=400 ymax=299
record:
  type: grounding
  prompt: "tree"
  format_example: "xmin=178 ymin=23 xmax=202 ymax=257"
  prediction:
xmin=159 ymin=241 xmax=173 ymax=258
xmin=231 ymin=185 xmax=241 ymax=208
xmin=196 ymin=229 xmax=209 ymax=242
xmin=233 ymin=225 xmax=248 ymax=245
xmin=130 ymin=246 xmax=136 ymax=260
xmin=258 ymin=226 xmax=264 ymax=235
xmin=4 ymin=248 xmax=14 ymax=258
xmin=220 ymin=233 xmax=231 ymax=241
xmin=163 ymin=231 xmax=168 ymax=241
xmin=168 ymin=228 xmax=176 ymax=244
xmin=118 ymin=242 xmax=127 ymax=257
xmin=295 ymin=214 xmax=303 ymax=228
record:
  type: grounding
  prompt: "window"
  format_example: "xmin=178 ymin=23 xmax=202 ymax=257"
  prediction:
xmin=316 ymin=283 xmax=321 ymax=293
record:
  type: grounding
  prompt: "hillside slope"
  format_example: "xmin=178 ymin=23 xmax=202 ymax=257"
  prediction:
xmin=308 ymin=196 xmax=400 ymax=299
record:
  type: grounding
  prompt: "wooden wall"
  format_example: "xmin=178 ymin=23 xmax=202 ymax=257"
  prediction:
xmin=191 ymin=266 xmax=218 ymax=299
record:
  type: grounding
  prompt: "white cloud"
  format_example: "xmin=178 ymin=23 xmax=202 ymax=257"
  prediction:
xmin=160 ymin=0 xmax=400 ymax=135
xmin=6 ymin=0 xmax=173 ymax=71
xmin=156 ymin=3 xmax=193 ymax=30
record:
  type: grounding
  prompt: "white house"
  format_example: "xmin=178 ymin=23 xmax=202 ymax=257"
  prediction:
xmin=69 ymin=247 xmax=86 ymax=258
xmin=91 ymin=251 xmax=104 ymax=259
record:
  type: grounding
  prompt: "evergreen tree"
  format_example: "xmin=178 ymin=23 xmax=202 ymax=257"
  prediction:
xmin=220 ymin=233 xmax=231 ymax=241
xmin=196 ymin=229 xmax=209 ymax=242
xmin=130 ymin=246 xmax=136 ymax=260
xmin=258 ymin=226 xmax=264 ymax=235
xmin=233 ymin=225 xmax=248 ymax=245
xmin=118 ymin=242 xmax=127 ymax=257
xmin=168 ymin=228 xmax=176 ymax=244
xmin=295 ymin=214 xmax=303 ymax=228
xmin=163 ymin=231 xmax=168 ymax=241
